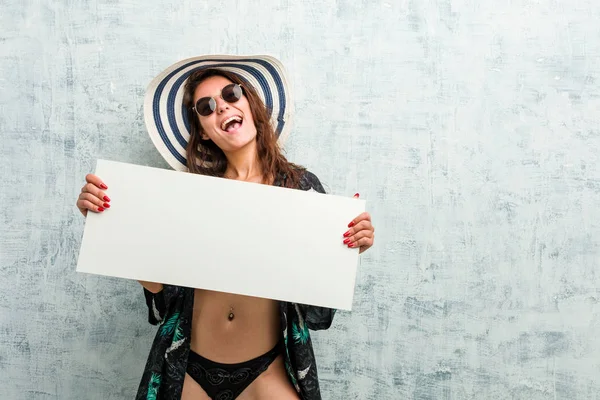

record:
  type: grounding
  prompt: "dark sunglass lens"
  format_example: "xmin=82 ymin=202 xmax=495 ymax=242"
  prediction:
xmin=222 ymin=84 xmax=242 ymax=103
xmin=196 ymin=97 xmax=216 ymax=116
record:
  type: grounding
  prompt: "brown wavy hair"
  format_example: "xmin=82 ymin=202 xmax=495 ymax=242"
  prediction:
xmin=182 ymin=68 xmax=304 ymax=188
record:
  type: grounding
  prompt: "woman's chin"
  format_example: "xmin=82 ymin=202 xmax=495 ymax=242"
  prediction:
xmin=218 ymin=132 xmax=257 ymax=153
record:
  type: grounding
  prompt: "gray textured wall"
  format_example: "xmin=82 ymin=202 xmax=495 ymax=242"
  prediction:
xmin=1 ymin=0 xmax=599 ymax=399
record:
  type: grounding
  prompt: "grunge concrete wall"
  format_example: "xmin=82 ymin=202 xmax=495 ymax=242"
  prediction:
xmin=1 ymin=0 xmax=599 ymax=399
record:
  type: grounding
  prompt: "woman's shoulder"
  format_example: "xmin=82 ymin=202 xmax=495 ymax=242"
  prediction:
xmin=298 ymin=169 xmax=326 ymax=193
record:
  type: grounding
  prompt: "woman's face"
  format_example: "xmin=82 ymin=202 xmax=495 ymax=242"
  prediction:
xmin=193 ymin=75 xmax=258 ymax=153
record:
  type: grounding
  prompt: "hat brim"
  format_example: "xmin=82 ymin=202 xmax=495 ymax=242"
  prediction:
xmin=143 ymin=55 xmax=293 ymax=171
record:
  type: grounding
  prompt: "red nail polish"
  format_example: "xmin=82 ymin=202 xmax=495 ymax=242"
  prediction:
xmin=354 ymin=193 xmax=360 ymax=197
xmin=98 ymin=207 xmax=105 ymax=212
xmin=100 ymin=183 xmax=108 ymax=189
xmin=343 ymin=238 xmax=351 ymax=244
xmin=348 ymin=243 xmax=355 ymax=248
xmin=103 ymin=203 xmax=110 ymax=208
xmin=103 ymin=196 xmax=111 ymax=202
xmin=343 ymin=230 xmax=351 ymax=237
xmin=348 ymin=221 xmax=355 ymax=228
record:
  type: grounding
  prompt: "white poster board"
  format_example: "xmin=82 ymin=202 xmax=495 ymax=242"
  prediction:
xmin=76 ymin=160 xmax=365 ymax=310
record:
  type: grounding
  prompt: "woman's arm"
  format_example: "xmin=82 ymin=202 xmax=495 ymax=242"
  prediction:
xmin=297 ymin=171 xmax=338 ymax=330
xmin=297 ymin=170 xmax=373 ymax=330
xmin=138 ymin=280 xmax=163 ymax=294
xmin=76 ymin=174 xmax=181 ymax=325
xmin=141 ymin=283 xmax=181 ymax=325
xmin=300 ymin=305 xmax=337 ymax=331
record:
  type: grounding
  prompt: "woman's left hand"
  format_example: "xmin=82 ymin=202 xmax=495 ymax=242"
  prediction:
xmin=343 ymin=194 xmax=374 ymax=254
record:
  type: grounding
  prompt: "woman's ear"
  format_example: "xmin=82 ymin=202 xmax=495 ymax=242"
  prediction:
xmin=197 ymin=125 xmax=210 ymax=141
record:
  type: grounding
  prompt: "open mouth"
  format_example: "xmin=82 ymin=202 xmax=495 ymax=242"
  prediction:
xmin=221 ymin=115 xmax=243 ymax=133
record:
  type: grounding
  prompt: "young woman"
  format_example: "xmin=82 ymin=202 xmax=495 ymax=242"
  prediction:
xmin=76 ymin=56 xmax=375 ymax=400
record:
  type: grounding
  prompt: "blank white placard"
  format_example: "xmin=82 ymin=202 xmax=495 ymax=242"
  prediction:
xmin=76 ymin=160 xmax=365 ymax=310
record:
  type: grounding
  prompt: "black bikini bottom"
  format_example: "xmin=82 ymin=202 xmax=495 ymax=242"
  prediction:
xmin=186 ymin=341 xmax=283 ymax=400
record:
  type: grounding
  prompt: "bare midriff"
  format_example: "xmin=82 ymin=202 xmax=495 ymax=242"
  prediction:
xmin=180 ymin=289 xmax=300 ymax=400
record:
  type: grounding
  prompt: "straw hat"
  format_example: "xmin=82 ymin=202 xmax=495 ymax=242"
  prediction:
xmin=143 ymin=55 xmax=293 ymax=171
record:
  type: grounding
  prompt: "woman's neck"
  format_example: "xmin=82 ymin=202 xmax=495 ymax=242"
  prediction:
xmin=224 ymin=141 xmax=264 ymax=183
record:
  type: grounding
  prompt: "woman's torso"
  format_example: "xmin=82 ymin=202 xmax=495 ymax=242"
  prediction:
xmin=180 ymin=289 xmax=299 ymax=399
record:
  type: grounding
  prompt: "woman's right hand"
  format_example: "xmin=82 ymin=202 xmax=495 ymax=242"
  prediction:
xmin=77 ymin=174 xmax=111 ymax=217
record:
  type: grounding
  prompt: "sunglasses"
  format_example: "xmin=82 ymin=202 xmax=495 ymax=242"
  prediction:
xmin=192 ymin=83 xmax=244 ymax=117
